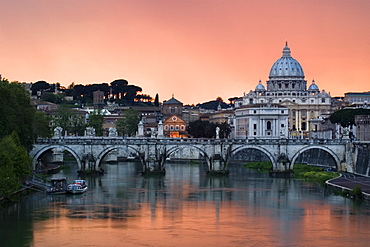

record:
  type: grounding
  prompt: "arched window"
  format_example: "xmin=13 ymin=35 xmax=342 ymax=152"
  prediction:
xmin=267 ymin=121 xmax=272 ymax=130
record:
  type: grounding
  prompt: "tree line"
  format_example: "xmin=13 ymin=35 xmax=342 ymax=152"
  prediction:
xmin=31 ymin=79 xmax=159 ymax=107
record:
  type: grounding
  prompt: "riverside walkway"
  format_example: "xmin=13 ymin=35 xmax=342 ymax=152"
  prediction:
xmin=327 ymin=172 xmax=370 ymax=196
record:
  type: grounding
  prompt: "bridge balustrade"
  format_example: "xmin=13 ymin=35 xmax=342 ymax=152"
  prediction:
xmin=36 ymin=137 xmax=352 ymax=146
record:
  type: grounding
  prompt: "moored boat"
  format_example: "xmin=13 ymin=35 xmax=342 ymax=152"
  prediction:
xmin=67 ymin=180 xmax=88 ymax=194
xmin=47 ymin=177 xmax=68 ymax=194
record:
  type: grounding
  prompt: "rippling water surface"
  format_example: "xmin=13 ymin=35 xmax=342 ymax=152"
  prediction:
xmin=1 ymin=162 xmax=370 ymax=247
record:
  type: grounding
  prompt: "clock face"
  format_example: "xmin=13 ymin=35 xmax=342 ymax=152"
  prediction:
xmin=172 ymin=116 xmax=177 ymax=121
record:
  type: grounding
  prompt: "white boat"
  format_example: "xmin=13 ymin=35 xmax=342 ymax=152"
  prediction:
xmin=67 ymin=180 xmax=88 ymax=194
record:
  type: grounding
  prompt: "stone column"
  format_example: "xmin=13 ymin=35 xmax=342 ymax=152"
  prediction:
xmin=52 ymin=148 xmax=64 ymax=164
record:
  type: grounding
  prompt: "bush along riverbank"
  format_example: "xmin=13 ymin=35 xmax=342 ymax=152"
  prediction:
xmin=243 ymin=162 xmax=339 ymax=184
xmin=292 ymin=164 xmax=339 ymax=185
xmin=332 ymin=184 xmax=363 ymax=200
xmin=243 ymin=161 xmax=273 ymax=173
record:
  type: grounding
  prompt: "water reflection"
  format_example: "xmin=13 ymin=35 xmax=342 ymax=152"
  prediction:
xmin=1 ymin=162 xmax=370 ymax=247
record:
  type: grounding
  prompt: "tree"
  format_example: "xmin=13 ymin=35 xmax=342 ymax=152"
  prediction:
xmin=53 ymin=105 xmax=86 ymax=136
xmin=217 ymin=122 xmax=232 ymax=139
xmin=111 ymin=79 xmax=128 ymax=100
xmin=330 ymin=108 xmax=370 ymax=127
xmin=154 ymin=93 xmax=159 ymax=107
xmin=188 ymin=120 xmax=216 ymax=138
xmin=123 ymin=85 xmax=142 ymax=106
xmin=0 ymin=79 xmax=35 ymax=150
xmin=196 ymin=98 xmax=229 ymax=110
xmin=30 ymin=80 xmax=50 ymax=96
xmin=41 ymin=92 xmax=66 ymax=104
xmin=188 ymin=120 xmax=231 ymax=139
xmin=116 ymin=108 xmax=140 ymax=136
xmin=72 ymin=84 xmax=86 ymax=101
xmin=87 ymin=111 xmax=104 ymax=136
xmin=33 ymin=111 xmax=52 ymax=138
xmin=0 ymin=132 xmax=32 ymax=198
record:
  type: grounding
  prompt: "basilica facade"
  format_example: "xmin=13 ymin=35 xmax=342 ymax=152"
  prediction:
xmin=234 ymin=43 xmax=333 ymax=138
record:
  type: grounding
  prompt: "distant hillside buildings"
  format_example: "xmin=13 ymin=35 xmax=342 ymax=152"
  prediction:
xmin=16 ymin=43 xmax=370 ymax=140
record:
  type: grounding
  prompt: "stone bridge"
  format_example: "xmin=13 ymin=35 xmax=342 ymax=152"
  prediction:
xmin=30 ymin=137 xmax=365 ymax=174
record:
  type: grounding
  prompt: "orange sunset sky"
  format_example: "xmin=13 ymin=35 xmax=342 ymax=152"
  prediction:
xmin=1 ymin=0 xmax=369 ymax=104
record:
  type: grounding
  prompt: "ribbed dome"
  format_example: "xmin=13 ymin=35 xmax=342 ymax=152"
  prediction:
xmin=308 ymin=80 xmax=319 ymax=91
xmin=255 ymin=80 xmax=265 ymax=91
xmin=269 ymin=43 xmax=304 ymax=79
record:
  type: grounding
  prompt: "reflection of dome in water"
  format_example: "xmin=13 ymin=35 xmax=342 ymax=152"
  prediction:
xmin=269 ymin=42 xmax=305 ymax=79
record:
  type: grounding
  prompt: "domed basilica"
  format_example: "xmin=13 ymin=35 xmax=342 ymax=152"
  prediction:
xmin=234 ymin=42 xmax=333 ymax=138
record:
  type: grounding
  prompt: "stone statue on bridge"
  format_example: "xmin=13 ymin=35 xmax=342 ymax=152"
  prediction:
xmin=150 ymin=127 xmax=156 ymax=138
xmin=157 ymin=120 xmax=164 ymax=138
xmin=137 ymin=120 xmax=144 ymax=137
xmin=53 ymin=127 xmax=63 ymax=138
xmin=85 ymin=127 xmax=96 ymax=137
xmin=216 ymin=126 xmax=220 ymax=139
xmin=108 ymin=127 xmax=117 ymax=137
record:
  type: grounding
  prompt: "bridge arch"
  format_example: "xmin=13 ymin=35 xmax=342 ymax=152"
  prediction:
xmin=231 ymin=145 xmax=277 ymax=169
xmin=290 ymin=146 xmax=341 ymax=170
xmin=166 ymin=144 xmax=210 ymax=160
xmin=95 ymin=145 xmax=142 ymax=167
xmin=31 ymin=145 xmax=82 ymax=170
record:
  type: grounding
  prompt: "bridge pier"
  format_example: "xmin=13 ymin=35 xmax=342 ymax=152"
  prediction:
xmin=52 ymin=148 xmax=64 ymax=164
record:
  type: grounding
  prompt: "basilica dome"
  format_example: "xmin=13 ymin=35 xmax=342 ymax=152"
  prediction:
xmin=269 ymin=42 xmax=305 ymax=79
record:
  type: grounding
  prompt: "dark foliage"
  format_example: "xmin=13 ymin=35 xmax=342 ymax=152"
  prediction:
xmin=330 ymin=108 xmax=370 ymax=127
xmin=197 ymin=99 xmax=229 ymax=110
xmin=188 ymin=120 xmax=231 ymax=138
xmin=0 ymin=80 xmax=35 ymax=150
xmin=30 ymin=80 xmax=50 ymax=96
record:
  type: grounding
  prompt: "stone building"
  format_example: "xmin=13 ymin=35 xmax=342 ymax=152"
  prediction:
xmin=162 ymin=96 xmax=188 ymax=137
xmin=344 ymin=92 xmax=370 ymax=104
xmin=235 ymin=43 xmax=333 ymax=137
xmin=233 ymin=103 xmax=288 ymax=139
xmin=163 ymin=115 xmax=187 ymax=138
xmin=162 ymin=96 xmax=183 ymax=119
xmin=93 ymin=90 xmax=105 ymax=109
xmin=355 ymin=115 xmax=370 ymax=141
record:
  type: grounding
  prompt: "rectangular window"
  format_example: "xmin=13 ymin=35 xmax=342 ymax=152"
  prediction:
xmin=253 ymin=124 xmax=257 ymax=129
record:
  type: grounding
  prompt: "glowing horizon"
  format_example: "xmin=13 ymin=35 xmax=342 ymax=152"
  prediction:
xmin=1 ymin=0 xmax=369 ymax=104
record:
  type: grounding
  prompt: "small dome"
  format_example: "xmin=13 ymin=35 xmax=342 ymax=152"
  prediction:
xmin=308 ymin=80 xmax=319 ymax=91
xmin=269 ymin=42 xmax=305 ymax=79
xmin=255 ymin=80 xmax=265 ymax=91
